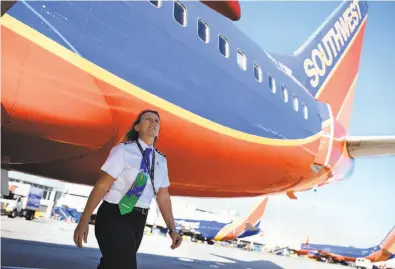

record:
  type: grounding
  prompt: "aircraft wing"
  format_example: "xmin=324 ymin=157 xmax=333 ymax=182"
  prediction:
xmin=345 ymin=136 xmax=395 ymax=158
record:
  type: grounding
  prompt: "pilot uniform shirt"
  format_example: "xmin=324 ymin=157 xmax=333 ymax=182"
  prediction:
xmin=100 ymin=139 xmax=170 ymax=209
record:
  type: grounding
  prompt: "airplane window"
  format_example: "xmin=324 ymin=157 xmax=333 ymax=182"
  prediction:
xmin=253 ymin=62 xmax=262 ymax=82
xmin=219 ymin=35 xmax=229 ymax=58
xmin=303 ymin=103 xmax=308 ymax=119
xmin=281 ymin=85 xmax=288 ymax=103
xmin=174 ymin=1 xmax=187 ymax=27
xmin=237 ymin=49 xmax=247 ymax=71
xmin=269 ymin=74 xmax=276 ymax=93
xmin=198 ymin=18 xmax=209 ymax=43
xmin=149 ymin=0 xmax=162 ymax=8
xmin=293 ymin=95 xmax=299 ymax=112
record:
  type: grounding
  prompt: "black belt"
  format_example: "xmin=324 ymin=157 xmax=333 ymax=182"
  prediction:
xmin=133 ymin=207 xmax=149 ymax=215
xmin=103 ymin=201 xmax=149 ymax=215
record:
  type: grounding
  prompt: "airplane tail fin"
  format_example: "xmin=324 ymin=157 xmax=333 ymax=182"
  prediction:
xmin=379 ymin=226 xmax=395 ymax=254
xmin=299 ymin=236 xmax=310 ymax=249
xmin=234 ymin=196 xmax=268 ymax=238
xmin=245 ymin=196 xmax=268 ymax=225
xmin=213 ymin=196 xmax=268 ymax=240
xmin=295 ymin=1 xmax=395 ymax=160
xmin=305 ymin=236 xmax=310 ymax=245
xmin=276 ymin=0 xmax=368 ymax=129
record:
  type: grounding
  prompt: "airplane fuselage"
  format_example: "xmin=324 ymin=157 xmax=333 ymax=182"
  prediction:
xmin=1 ymin=0 xmax=367 ymax=197
xmin=300 ymin=243 xmax=393 ymax=263
xmin=175 ymin=218 xmax=260 ymax=241
xmin=303 ymin=243 xmax=377 ymax=260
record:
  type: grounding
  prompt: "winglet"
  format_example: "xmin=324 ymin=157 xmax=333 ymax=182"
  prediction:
xmin=287 ymin=191 xmax=297 ymax=200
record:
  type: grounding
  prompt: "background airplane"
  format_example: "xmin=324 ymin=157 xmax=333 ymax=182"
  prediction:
xmin=175 ymin=196 xmax=268 ymax=244
xmin=293 ymin=225 xmax=395 ymax=264
xmin=2 ymin=0 xmax=395 ymax=198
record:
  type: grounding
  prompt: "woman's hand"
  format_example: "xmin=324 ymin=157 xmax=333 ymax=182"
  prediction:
xmin=73 ymin=219 xmax=89 ymax=248
xmin=72 ymin=172 xmax=115 ymax=248
xmin=170 ymin=231 xmax=183 ymax=250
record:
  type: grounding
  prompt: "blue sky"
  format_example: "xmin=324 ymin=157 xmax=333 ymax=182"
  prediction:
xmin=187 ymin=1 xmax=395 ymax=248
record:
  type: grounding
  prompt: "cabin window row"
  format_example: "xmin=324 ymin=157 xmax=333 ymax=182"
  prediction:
xmin=270 ymin=77 xmax=308 ymax=120
xmin=149 ymin=0 xmax=188 ymax=26
xmin=149 ymin=0 xmax=308 ymax=120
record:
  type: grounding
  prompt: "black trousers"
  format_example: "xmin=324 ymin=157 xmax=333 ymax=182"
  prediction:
xmin=95 ymin=200 xmax=148 ymax=269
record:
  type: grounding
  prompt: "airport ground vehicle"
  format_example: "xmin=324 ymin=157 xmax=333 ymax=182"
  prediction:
xmin=355 ymin=258 xmax=374 ymax=269
xmin=0 ymin=182 xmax=43 ymax=220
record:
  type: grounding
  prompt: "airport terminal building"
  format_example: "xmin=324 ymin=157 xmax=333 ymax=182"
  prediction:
xmin=6 ymin=170 xmax=93 ymax=219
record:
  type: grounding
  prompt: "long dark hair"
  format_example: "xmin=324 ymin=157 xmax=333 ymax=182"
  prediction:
xmin=125 ymin=109 xmax=160 ymax=143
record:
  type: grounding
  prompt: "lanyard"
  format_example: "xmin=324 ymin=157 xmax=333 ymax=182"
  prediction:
xmin=136 ymin=140 xmax=157 ymax=197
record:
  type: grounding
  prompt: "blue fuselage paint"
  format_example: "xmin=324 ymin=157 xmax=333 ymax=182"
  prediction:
xmin=302 ymin=243 xmax=379 ymax=258
xmin=175 ymin=218 xmax=260 ymax=240
xmin=8 ymin=0 xmax=323 ymax=141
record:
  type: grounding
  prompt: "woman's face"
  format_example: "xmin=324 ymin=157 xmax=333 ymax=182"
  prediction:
xmin=135 ymin=112 xmax=160 ymax=138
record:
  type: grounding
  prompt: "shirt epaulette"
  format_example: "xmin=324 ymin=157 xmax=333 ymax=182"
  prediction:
xmin=155 ymin=148 xmax=166 ymax=157
xmin=121 ymin=141 xmax=136 ymax=145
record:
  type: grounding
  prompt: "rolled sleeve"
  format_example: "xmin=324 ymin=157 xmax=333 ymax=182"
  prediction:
xmin=101 ymin=144 xmax=125 ymax=179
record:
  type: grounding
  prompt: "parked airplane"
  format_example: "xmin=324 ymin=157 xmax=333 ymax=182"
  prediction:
xmin=175 ymin=196 xmax=268 ymax=243
xmin=2 ymin=0 xmax=395 ymax=197
xmin=293 ymin=226 xmax=395 ymax=264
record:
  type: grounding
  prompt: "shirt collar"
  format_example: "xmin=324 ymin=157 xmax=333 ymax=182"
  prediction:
xmin=138 ymin=138 xmax=154 ymax=151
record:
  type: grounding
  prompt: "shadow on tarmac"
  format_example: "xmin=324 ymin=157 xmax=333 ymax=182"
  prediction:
xmin=1 ymin=237 xmax=283 ymax=269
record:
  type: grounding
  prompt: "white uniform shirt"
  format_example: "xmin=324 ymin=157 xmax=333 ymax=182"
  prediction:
xmin=101 ymin=139 xmax=170 ymax=209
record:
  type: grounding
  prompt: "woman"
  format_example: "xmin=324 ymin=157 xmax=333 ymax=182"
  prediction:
xmin=73 ymin=109 xmax=182 ymax=269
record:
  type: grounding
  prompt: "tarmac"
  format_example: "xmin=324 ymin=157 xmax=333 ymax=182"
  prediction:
xmin=1 ymin=216 xmax=348 ymax=269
